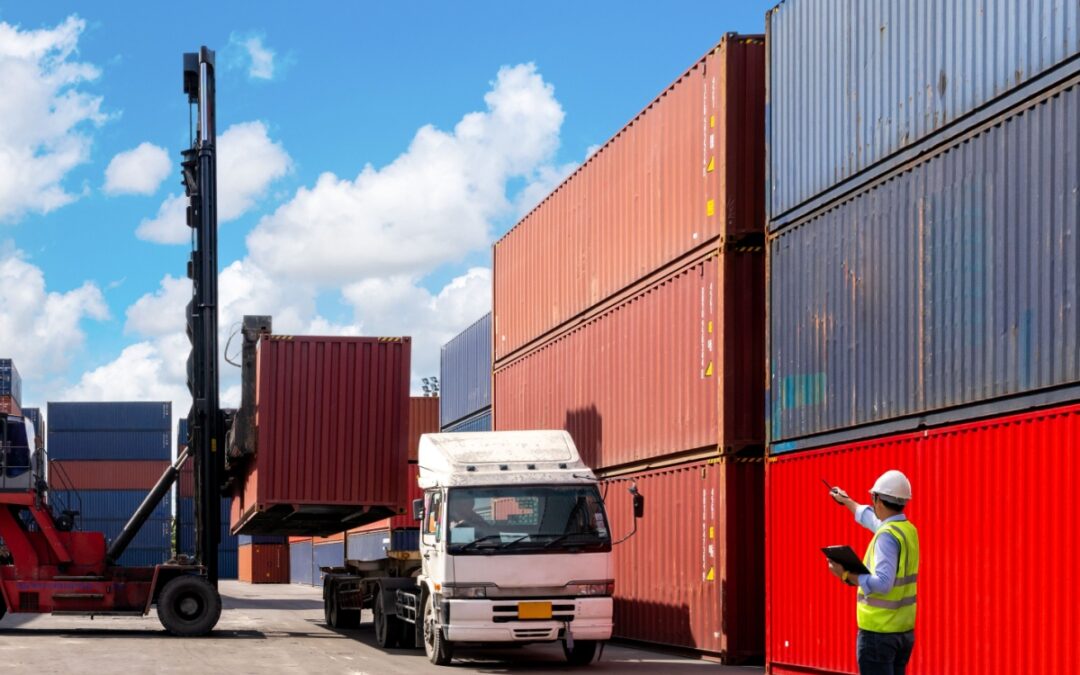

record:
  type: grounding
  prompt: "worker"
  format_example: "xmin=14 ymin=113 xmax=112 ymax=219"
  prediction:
xmin=828 ymin=470 xmax=919 ymax=675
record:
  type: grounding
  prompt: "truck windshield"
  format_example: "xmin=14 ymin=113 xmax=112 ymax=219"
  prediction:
xmin=446 ymin=485 xmax=610 ymax=554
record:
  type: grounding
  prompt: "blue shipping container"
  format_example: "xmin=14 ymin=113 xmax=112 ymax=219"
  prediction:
xmin=47 ymin=430 xmax=170 ymax=461
xmin=219 ymin=549 xmax=238 ymax=580
xmin=114 ymin=547 xmax=172 ymax=567
xmin=442 ymin=408 xmax=492 ymax=433
xmin=177 ymin=418 xmax=189 ymax=449
xmin=78 ymin=517 xmax=172 ymax=549
xmin=52 ymin=490 xmax=171 ymax=520
xmin=290 ymin=540 xmax=313 ymax=585
xmin=767 ymin=0 xmax=1080 ymax=222
xmin=177 ymin=497 xmax=237 ymax=554
xmin=0 ymin=359 xmax=21 ymax=405
xmin=440 ymin=313 xmax=492 ymax=428
xmin=48 ymin=402 xmax=171 ymax=432
xmin=312 ymin=541 xmax=343 ymax=588
xmin=347 ymin=529 xmax=419 ymax=561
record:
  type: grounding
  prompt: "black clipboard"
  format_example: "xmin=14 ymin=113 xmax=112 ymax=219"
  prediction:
xmin=822 ymin=545 xmax=871 ymax=575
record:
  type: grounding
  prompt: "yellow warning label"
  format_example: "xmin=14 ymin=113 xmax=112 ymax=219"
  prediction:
xmin=705 ymin=362 xmax=714 ymax=377
xmin=706 ymin=567 xmax=715 ymax=581
xmin=706 ymin=199 xmax=715 ymax=216
xmin=710 ymin=115 xmax=716 ymax=128
xmin=707 ymin=320 xmax=713 ymax=334
xmin=707 ymin=156 xmax=715 ymax=173
xmin=709 ymin=526 xmax=715 ymax=539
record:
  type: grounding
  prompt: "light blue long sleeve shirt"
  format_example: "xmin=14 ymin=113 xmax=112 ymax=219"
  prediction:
xmin=854 ymin=505 xmax=907 ymax=596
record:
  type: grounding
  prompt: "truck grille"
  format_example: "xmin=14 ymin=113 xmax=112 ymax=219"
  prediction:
xmin=492 ymin=603 xmax=575 ymax=623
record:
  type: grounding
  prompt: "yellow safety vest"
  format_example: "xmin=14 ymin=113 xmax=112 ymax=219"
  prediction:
xmin=857 ymin=519 xmax=919 ymax=633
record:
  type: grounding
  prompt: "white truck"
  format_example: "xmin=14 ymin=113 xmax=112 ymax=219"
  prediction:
xmin=321 ymin=430 xmax=642 ymax=666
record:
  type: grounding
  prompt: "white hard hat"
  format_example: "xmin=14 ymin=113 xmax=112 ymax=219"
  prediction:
xmin=870 ymin=470 xmax=912 ymax=503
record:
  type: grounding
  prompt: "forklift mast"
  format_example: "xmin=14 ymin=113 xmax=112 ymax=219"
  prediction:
xmin=182 ymin=47 xmax=225 ymax=585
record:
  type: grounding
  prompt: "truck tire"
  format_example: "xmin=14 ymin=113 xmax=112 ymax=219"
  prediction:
xmin=422 ymin=592 xmax=453 ymax=665
xmin=324 ymin=591 xmax=360 ymax=630
xmin=563 ymin=639 xmax=599 ymax=665
xmin=397 ymin=617 xmax=416 ymax=649
xmin=373 ymin=593 xmax=400 ymax=648
xmin=157 ymin=575 xmax=222 ymax=637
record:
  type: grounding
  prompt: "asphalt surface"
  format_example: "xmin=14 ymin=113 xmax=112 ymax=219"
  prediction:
xmin=0 ymin=581 xmax=764 ymax=674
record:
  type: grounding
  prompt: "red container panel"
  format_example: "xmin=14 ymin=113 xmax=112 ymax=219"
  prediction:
xmin=494 ymin=252 xmax=763 ymax=470
xmin=407 ymin=396 xmax=439 ymax=462
xmin=48 ymin=461 xmax=170 ymax=491
xmin=602 ymin=458 xmax=763 ymax=660
xmin=0 ymin=395 xmax=21 ymax=416
xmin=351 ymin=463 xmax=423 ymax=534
xmin=766 ymin=403 xmax=1080 ymax=674
xmin=238 ymin=543 xmax=290 ymax=584
xmin=493 ymin=35 xmax=764 ymax=363
xmin=232 ymin=335 xmax=411 ymax=535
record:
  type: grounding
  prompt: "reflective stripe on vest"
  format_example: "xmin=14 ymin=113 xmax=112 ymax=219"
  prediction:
xmin=857 ymin=519 xmax=919 ymax=633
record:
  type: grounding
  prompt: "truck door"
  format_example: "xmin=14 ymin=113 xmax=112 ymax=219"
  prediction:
xmin=421 ymin=490 xmax=449 ymax=585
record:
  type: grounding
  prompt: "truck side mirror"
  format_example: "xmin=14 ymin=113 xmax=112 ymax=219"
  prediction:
xmin=412 ymin=498 xmax=424 ymax=522
xmin=633 ymin=493 xmax=645 ymax=519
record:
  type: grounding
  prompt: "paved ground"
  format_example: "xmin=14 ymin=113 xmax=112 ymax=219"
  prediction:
xmin=0 ymin=581 xmax=764 ymax=674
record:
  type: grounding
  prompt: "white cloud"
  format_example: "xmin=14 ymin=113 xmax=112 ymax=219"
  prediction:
xmin=230 ymin=33 xmax=276 ymax=80
xmin=514 ymin=161 xmax=578 ymax=217
xmin=0 ymin=245 xmax=109 ymax=378
xmin=103 ymin=142 xmax=171 ymax=195
xmin=136 ymin=121 xmax=290 ymax=244
xmin=0 ymin=16 xmax=105 ymax=221
xmin=585 ymin=143 xmax=602 ymax=158
xmin=247 ymin=63 xmax=565 ymax=285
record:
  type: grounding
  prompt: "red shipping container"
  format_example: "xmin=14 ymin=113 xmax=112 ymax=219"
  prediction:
xmin=48 ymin=460 xmax=170 ymax=491
xmin=231 ymin=335 xmax=411 ymax=536
xmin=493 ymin=35 xmax=764 ymax=363
xmin=406 ymin=396 xmax=439 ymax=462
xmin=602 ymin=458 xmax=763 ymax=660
xmin=238 ymin=543 xmax=290 ymax=584
xmin=0 ymin=395 xmax=21 ymax=416
xmin=494 ymin=252 xmax=763 ymax=471
xmin=766 ymin=403 xmax=1080 ymax=674
xmin=178 ymin=461 xmax=194 ymax=498
xmin=350 ymin=462 xmax=423 ymax=534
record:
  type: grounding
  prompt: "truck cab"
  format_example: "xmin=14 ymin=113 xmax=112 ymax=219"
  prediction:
xmin=414 ymin=430 xmax=613 ymax=665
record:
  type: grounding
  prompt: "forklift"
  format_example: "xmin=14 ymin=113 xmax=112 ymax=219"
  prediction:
xmin=0 ymin=47 xmax=227 ymax=636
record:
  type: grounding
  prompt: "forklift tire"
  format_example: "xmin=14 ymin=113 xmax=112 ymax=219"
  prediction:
xmin=157 ymin=575 xmax=222 ymax=637
xmin=422 ymin=592 xmax=453 ymax=665
xmin=373 ymin=593 xmax=400 ymax=648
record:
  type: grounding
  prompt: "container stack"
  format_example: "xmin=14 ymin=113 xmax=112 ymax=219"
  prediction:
xmin=491 ymin=35 xmax=766 ymax=661
xmin=0 ymin=359 xmax=21 ymax=415
xmin=177 ymin=419 xmax=239 ymax=579
xmin=46 ymin=402 xmax=172 ymax=567
xmin=440 ymin=314 xmax=492 ymax=432
xmin=764 ymin=2 xmax=1080 ymax=673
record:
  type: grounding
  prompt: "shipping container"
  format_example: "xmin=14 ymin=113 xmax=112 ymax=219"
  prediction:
xmin=493 ymin=35 xmax=764 ymax=363
xmin=0 ymin=359 xmax=21 ymax=406
xmin=766 ymin=402 xmax=1080 ymax=675
xmin=50 ymin=489 xmax=171 ymax=520
xmin=312 ymin=540 xmax=343 ymax=588
xmin=766 ymin=0 xmax=1080 ymax=223
xmin=177 ymin=497 xmax=238 ymax=554
xmin=48 ymin=401 xmax=171 ymax=431
xmin=47 ymin=430 xmax=171 ymax=461
xmin=602 ymin=458 xmax=763 ymax=660
xmin=350 ymin=462 xmax=423 ymax=534
xmin=22 ymin=407 xmax=44 ymax=449
xmin=769 ymin=77 xmax=1080 ymax=447
xmin=442 ymin=408 xmax=492 ymax=433
xmin=48 ymin=460 xmax=170 ymax=491
xmin=178 ymin=461 xmax=194 ymax=498
xmin=177 ymin=418 xmax=188 ymax=449
xmin=238 ymin=543 xmax=290 ymax=584
xmin=440 ymin=313 xmax=492 ymax=428
xmin=0 ymin=395 xmax=21 ymax=416
xmin=231 ymin=335 xmax=412 ymax=536
xmin=346 ymin=528 xmax=419 ymax=562
xmin=289 ymin=539 xmax=313 ymax=585
xmin=238 ymin=535 xmax=287 ymax=545
xmin=406 ymin=396 xmax=439 ymax=462
xmin=114 ymin=548 xmax=173 ymax=568
xmin=219 ymin=550 xmax=238 ymax=580
xmin=495 ymin=252 xmax=764 ymax=471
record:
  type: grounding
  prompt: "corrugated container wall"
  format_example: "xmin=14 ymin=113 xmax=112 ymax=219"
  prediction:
xmin=238 ymin=544 xmax=290 ymax=584
xmin=289 ymin=539 xmax=313 ymax=585
xmin=312 ymin=540 xmax=343 ymax=588
xmin=493 ymin=35 xmax=764 ymax=363
xmin=232 ymin=336 xmax=411 ymax=535
xmin=602 ymin=459 xmax=763 ymax=661
xmin=440 ymin=313 xmax=492 ymax=429
xmin=48 ymin=461 xmax=170 ymax=491
xmin=0 ymin=359 xmax=20 ymax=405
xmin=443 ymin=409 xmax=492 ymax=433
xmin=407 ymin=396 xmax=439 ymax=462
xmin=495 ymin=253 xmax=764 ymax=470
xmin=48 ymin=402 xmax=171 ymax=431
xmin=769 ymin=77 xmax=1080 ymax=447
xmin=766 ymin=0 xmax=1080 ymax=222
xmin=0 ymin=396 xmax=20 ymax=416
xmin=47 ymin=430 xmax=171 ymax=461
xmin=766 ymin=403 xmax=1080 ymax=674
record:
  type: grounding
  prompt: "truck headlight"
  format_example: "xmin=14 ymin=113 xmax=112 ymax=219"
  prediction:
xmin=569 ymin=581 xmax=615 ymax=596
xmin=442 ymin=584 xmax=492 ymax=599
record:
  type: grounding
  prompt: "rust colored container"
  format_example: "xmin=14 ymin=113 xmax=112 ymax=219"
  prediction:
xmin=0 ymin=395 xmax=21 ymax=416
xmin=602 ymin=458 xmax=763 ymax=660
xmin=48 ymin=460 xmax=170 ymax=491
xmin=238 ymin=543 xmax=290 ymax=584
xmin=231 ymin=335 xmax=412 ymax=536
xmin=494 ymin=252 xmax=763 ymax=471
xmin=766 ymin=403 xmax=1080 ymax=674
xmin=178 ymin=461 xmax=194 ymax=498
xmin=406 ymin=396 xmax=439 ymax=462
xmin=493 ymin=35 xmax=764 ymax=363
xmin=351 ymin=463 xmax=423 ymax=534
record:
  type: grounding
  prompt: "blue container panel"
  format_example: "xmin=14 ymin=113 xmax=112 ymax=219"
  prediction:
xmin=47 ymin=402 xmax=171 ymax=432
xmin=177 ymin=418 xmax=189 ymax=449
xmin=440 ymin=313 xmax=492 ymax=427
xmin=218 ymin=549 xmax=238 ymax=580
xmin=0 ymin=360 xmax=22 ymax=404
xmin=347 ymin=529 xmax=419 ymax=561
xmin=79 ymin=517 xmax=172 ymax=549
xmin=177 ymin=497 xmax=235 ymax=554
xmin=115 ymin=547 xmax=171 ymax=567
xmin=290 ymin=541 xmax=313 ymax=585
xmin=47 ymin=430 xmax=170 ymax=461
xmin=442 ymin=408 xmax=492 ymax=433
xmin=312 ymin=541 xmax=344 ymax=588
xmin=52 ymin=490 xmax=171 ymax=520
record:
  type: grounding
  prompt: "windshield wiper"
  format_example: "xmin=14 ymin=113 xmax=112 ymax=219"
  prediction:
xmin=497 ymin=535 xmax=532 ymax=550
xmin=455 ymin=534 xmax=503 ymax=552
xmin=543 ymin=532 xmax=604 ymax=549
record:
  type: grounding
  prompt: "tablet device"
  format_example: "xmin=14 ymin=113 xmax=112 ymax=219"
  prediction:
xmin=822 ymin=545 xmax=871 ymax=576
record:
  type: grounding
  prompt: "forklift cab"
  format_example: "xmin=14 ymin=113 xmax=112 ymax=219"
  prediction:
xmin=0 ymin=415 xmax=36 ymax=492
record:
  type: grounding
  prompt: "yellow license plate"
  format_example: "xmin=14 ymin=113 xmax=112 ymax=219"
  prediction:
xmin=517 ymin=601 xmax=553 ymax=620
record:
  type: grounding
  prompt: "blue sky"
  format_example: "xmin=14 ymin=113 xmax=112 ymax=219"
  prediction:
xmin=0 ymin=1 xmax=773 ymax=414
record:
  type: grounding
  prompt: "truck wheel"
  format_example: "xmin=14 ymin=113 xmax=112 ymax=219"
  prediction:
xmin=325 ymin=592 xmax=360 ymax=630
xmin=373 ymin=594 xmax=400 ymax=648
xmin=422 ymin=592 xmax=453 ymax=665
xmin=563 ymin=640 xmax=599 ymax=665
xmin=157 ymin=575 xmax=222 ymax=637
xmin=397 ymin=617 xmax=416 ymax=649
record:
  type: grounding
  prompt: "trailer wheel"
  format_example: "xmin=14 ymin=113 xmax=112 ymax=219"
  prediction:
xmin=422 ymin=592 xmax=453 ymax=665
xmin=373 ymin=591 xmax=400 ymax=648
xmin=157 ymin=575 xmax=222 ymax=637
xmin=563 ymin=639 xmax=599 ymax=665
xmin=325 ymin=590 xmax=360 ymax=629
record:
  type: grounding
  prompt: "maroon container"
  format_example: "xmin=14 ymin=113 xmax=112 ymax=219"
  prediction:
xmin=406 ymin=396 xmax=439 ymax=462
xmin=48 ymin=460 xmax=170 ymax=491
xmin=602 ymin=458 xmax=763 ymax=660
xmin=493 ymin=35 xmax=764 ymax=364
xmin=493 ymin=252 xmax=763 ymax=471
xmin=231 ymin=335 xmax=412 ymax=536
xmin=238 ymin=543 xmax=290 ymax=584
xmin=766 ymin=403 xmax=1080 ymax=675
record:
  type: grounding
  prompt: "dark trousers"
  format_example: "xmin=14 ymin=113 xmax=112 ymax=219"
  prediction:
xmin=857 ymin=629 xmax=915 ymax=675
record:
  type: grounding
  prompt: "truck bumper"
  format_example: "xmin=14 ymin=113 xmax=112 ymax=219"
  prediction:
xmin=444 ymin=597 xmax=613 ymax=643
